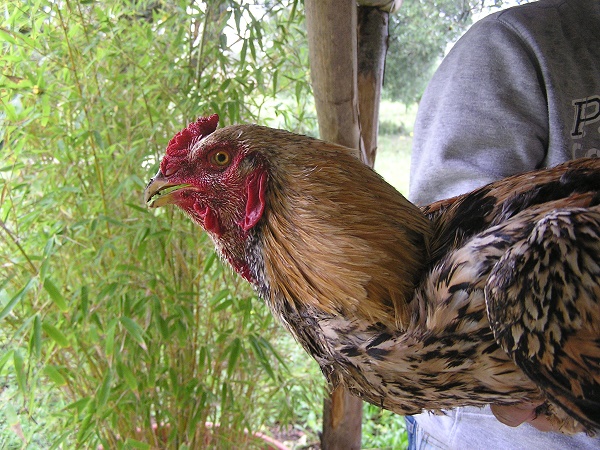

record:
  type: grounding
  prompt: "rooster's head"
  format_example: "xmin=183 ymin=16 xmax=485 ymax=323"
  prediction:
xmin=145 ymin=114 xmax=268 ymax=239
xmin=144 ymin=115 xmax=269 ymax=281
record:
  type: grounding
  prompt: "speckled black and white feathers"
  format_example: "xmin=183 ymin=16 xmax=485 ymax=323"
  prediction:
xmin=414 ymin=158 xmax=600 ymax=433
xmin=486 ymin=206 xmax=600 ymax=432
xmin=254 ymin=155 xmax=600 ymax=434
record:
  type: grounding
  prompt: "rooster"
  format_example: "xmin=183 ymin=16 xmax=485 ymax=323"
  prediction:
xmin=144 ymin=115 xmax=600 ymax=435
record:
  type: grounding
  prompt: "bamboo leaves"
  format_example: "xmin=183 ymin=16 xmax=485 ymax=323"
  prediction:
xmin=42 ymin=322 xmax=69 ymax=348
xmin=0 ymin=279 xmax=35 ymax=321
xmin=43 ymin=278 xmax=68 ymax=313
xmin=119 ymin=316 xmax=148 ymax=352
xmin=43 ymin=365 xmax=67 ymax=386
xmin=0 ymin=0 xmax=319 ymax=447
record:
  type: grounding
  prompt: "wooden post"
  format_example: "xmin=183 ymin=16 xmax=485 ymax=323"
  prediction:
xmin=305 ymin=1 xmax=363 ymax=449
xmin=305 ymin=0 xmax=363 ymax=155
xmin=357 ymin=5 xmax=390 ymax=167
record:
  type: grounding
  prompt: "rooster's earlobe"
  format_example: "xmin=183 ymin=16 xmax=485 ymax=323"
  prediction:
xmin=240 ymin=170 xmax=268 ymax=231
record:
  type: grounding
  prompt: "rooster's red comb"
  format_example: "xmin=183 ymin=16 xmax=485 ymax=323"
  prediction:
xmin=166 ymin=114 xmax=220 ymax=156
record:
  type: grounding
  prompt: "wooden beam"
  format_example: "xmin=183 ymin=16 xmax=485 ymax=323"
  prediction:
xmin=305 ymin=1 xmax=363 ymax=449
xmin=322 ymin=386 xmax=363 ymax=450
xmin=305 ymin=1 xmax=396 ymax=448
xmin=305 ymin=0 xmax=362 ymax=155
xmin=357 ymin=5 xmax=390 ymax=167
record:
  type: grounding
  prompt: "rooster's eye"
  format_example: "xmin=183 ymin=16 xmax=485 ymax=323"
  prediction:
xmin=211 ymin=151 xmax=231 ymax=167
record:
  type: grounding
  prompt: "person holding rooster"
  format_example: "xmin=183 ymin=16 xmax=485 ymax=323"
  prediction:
xmin=407 ymin=0 xmax=600 ymax=448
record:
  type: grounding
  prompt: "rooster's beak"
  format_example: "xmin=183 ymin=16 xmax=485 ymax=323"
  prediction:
xmin=144 ymin=170 xmax=191 ymax=208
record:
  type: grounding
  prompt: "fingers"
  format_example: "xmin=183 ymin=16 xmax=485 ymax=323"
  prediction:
xmin=528 ymin=412 xmax=558 ymax=432
xmin=491 ymin=402 xmax=540 ymax=427
xmin=491 ymin=401 xmax=559 ymax=432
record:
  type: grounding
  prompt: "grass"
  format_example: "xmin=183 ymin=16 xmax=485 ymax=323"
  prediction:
xmin=374 ymin=101 xmax=417 ymax=196
xmin=363 ymin=403 xmax=409 ymax=450
xmin=379 ymin=101 xmax=418 ymax=129
xmin=374 ymin=133 xmax=412 ymax=195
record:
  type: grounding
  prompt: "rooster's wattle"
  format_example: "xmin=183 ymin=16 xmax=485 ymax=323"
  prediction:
xmin=144 ymin=115 xmax=600 ymax=434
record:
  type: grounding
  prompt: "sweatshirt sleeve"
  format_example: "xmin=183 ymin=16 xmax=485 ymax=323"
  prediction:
xmin=408 ymin=17 xmax=549 ymax=205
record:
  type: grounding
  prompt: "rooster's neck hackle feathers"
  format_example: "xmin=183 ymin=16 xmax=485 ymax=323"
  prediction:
xmin=226 ymin=126 xmax=434 ymax=330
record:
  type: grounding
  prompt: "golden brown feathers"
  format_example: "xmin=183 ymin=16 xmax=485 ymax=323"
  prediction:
xmin=233 ymin=126 xmax=432 ymax=330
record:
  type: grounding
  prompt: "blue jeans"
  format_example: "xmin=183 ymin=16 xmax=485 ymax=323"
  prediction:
xmin=405 ymin=416 xmax=446 ymax=450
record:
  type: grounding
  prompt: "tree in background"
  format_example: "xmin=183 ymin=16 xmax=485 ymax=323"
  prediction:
xmin=383 ymin=0 xmax=505 ymax=104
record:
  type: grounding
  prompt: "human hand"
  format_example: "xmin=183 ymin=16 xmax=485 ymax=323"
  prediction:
xmin=490 ymin=402 xmax=557 ymax=432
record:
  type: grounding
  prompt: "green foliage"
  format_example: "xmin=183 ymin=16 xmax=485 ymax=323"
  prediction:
xmin=362 ymin=403 xmax=408 ymax=450
xmin=0 ymin=0 xmax=318 ymax=447
xmin=378 ymin=120 xmax=409 ymax=136
xmin=384 ymin=0 xmax=504 ymax=104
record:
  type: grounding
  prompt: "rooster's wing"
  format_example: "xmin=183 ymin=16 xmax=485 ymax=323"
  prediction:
xmin=485 ymin=204 xmax=600 ymax=432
